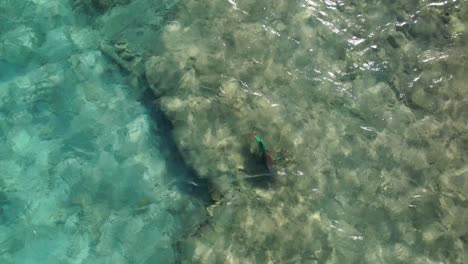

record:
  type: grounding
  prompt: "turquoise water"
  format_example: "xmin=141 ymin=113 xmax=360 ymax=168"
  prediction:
xmin=1 ymin=0 xmax=467 ymax=263
xmin=0 ymin=1 xmax=207 ymax=263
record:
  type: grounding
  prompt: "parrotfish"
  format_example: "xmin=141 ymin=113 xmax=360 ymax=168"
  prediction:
xmin=254 ymin=136 xmax=278 ymax=176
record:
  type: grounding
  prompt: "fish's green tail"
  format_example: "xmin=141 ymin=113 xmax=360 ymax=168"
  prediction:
xmin=255 ymin=136 xmax=282 ymax=161
xmin=255 ymin=136 xmax=267 ymax=154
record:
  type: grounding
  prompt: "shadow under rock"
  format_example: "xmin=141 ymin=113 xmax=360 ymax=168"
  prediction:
xmin=139 ymin=88 xmax=212 ymax=205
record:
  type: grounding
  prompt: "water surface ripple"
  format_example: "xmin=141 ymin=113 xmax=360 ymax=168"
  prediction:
xmin=1 ymin=0 xmax=467 ymax=263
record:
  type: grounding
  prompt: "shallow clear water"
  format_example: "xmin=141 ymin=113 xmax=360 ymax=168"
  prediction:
xmin=1 ymin=0 xmax=467 ymax=263
xmin=0 ymin=1 xmax=207 ymax=263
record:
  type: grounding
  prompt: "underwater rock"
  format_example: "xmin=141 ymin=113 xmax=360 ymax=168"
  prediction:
xmin=92 ymin=0 xmax=114 ymax=10
xmin=346 ymin=82 xmax=397 ymax=129
xmin=0 ymin=26 xmax=39 ymax=65
xmin=386 ymin=31 xmax=406 ymax=49
xmin=70 ymin=51 xmax=105 ymax=80
xmin=409 ymin=88 xmax=435 ymax=113
xmin=145 ymin=56 xmax=180 ymax=97
xmin=100 ymin=41 xmax=143 ymax=77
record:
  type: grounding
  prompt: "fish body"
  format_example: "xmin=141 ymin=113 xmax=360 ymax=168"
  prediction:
xmin=255 ymin=136 xmax=277 ymax=175
xmin=264 ymin=151 xmax=277 ymax=176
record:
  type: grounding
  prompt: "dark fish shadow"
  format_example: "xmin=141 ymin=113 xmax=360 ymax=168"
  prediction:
xmin=240 ymin=145 xmax=276 ymax=189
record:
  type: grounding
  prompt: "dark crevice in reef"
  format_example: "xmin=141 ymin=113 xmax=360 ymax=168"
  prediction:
xmin=139 ymin=87 xmax=213 ymax=206
xmin=138 ymin=87 xmax=218 ymax=262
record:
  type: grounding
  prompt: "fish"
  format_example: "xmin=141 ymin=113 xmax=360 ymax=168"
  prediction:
xmin=253 ymin=136 xmax=278 ymax=177
xmin=264 ymin=151 xmax=278 ymax=176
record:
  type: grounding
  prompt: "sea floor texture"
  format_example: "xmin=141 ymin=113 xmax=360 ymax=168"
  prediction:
xmin=0 ymin=0 xmax=467 ymax=263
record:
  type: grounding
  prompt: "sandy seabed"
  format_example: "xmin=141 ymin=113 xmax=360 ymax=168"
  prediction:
xmin=1 ymin=0 xmax=467 ymax=263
